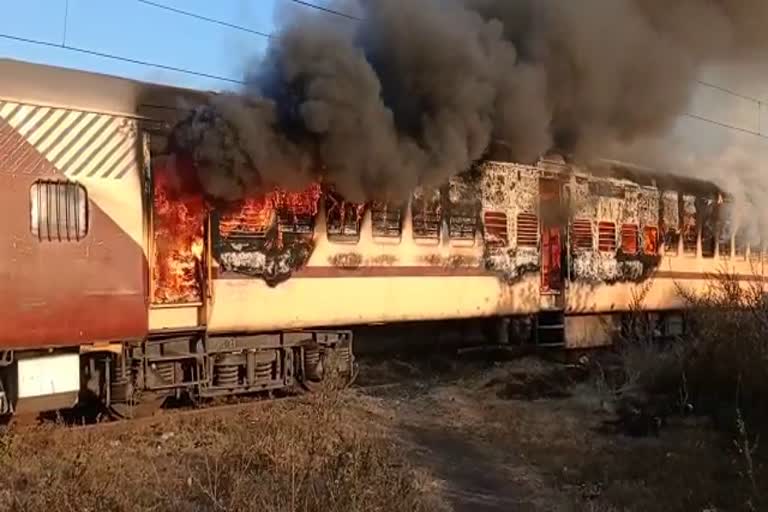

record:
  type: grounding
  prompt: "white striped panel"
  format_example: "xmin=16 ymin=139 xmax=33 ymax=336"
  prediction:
xmin=1 ymin=101 xmax=141 ymax=180
xmin=3 ymin=103 xmax=36 ymax=128
xmin=51 ymin=115 xmax=114 ymax=171
xmin=69 ymin=118 xmax=127 ymax=177
xmin=90 ymin=135 xmax=136 ymax=179
xmin=27 ymin=108 xmax=70 ymax=146
xmin=36 ymin=109 xmax=88 ymax=154
xmin=16 ymin=107 xmax=51 ymax=137
xmin=0 ymin=101 xmax=20 ymax=119
xmin=46 ymin=112 xmax=100 ymax=168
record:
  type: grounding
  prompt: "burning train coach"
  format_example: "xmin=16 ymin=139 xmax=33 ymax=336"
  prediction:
xmin=0 ymin=59 xmax=763 ymax=419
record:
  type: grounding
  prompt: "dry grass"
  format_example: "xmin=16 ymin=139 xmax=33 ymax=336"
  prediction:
xmin=601 ymin=271 xmax=768 ymax=510
xmin=0 ymin=387 xmax=443 ymax=512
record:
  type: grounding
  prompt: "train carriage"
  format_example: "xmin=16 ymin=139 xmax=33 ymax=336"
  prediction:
xmin=0 ymin=58 xmax=762 ymax=419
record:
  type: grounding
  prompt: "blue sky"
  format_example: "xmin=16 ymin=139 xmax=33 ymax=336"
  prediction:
xmin=0 ymin=0 xmax=352 ymax=92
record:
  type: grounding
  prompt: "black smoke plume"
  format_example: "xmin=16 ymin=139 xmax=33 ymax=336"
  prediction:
xmin=170 ymin=0 xmax=768 ymax=203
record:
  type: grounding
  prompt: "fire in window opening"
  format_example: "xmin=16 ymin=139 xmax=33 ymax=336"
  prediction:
xmin=598 ymin=221 xmax=617 ymax=252
xmin=151 ymin=160 xmax=206 ymax=305
xmin=29 ymin=180 xmax=88 ymax=242
xmin=517 ymin=212 xmax=539 ymax=247
xmin=412 ymin=188 xmax=442 ymax=240
xmin=571 ymin=218 xmax=593 ymax=251
xmin=274 ymin=184 xmax=322 ymax=237
xmin=218 ymin=196 xmax=275 ymax=239
xmin=643 ymin=226 xmax=659 ymax=255
xmin=621 ymin=224 xmax=639 ymax=254
xmin=371 ymin=201 xmax=405 ymax=238
xmin=484 ymin=211 xmax=509 ymax=246
xmin=325 ymin=190 xmax=366 ymax=241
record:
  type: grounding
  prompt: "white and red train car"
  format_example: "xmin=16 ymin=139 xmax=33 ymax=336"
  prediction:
xmin=0 ymin=59 xmax=762 ymax=418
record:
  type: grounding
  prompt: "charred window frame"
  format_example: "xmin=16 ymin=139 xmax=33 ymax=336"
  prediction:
xmin=749 ymin=236 xmax=762 ymax=260
xmin=516 ymin=212 xmax=538 ymax=247
xmin=484 ymin=211 xmax=509 ymax=247
xmin=271 ymin=190 xmax=319 ymax=236
xmin=448 ymin=209 xmax=479 ymax=242
xmin=661 ymin=191 xmax=680 ymax=256
xmin=717 ymin=200 xmax=733 ymax=258
xmin=412 ymin=189 xmax=442 ymax=241
xmin=681 ymin=194 xmax=697 ymax=256
xmin=325 ymin=191 xmax=365 ymax=242
xmin=371 ymin=202 xmax=404 ymax=239
xmin=30 ymin=180 xmax=88 ymax=242
xmin=643 ymin=226 xmax=659 ymax=255
xmin=571 ymin=218 xmax=593 ymax=251
xmin=278 ymin=211 xmax=315 ymax=236
xmin=621 ymin=224 xmax=639 ymax=255
xmin=700 ymin=197 xmax=717 ymax=258
xmin=218 ymin=199 xmax=274 ymax=240
xmin=735 ymin=227 xmax=747 ymax=259
xmin=447 ymin=175 xmax=480 ymax=243
xmin=598 ymin=222 xmax=617 ymax=252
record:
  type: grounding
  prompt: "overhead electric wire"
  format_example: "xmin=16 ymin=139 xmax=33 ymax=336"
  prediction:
xmin=135 ymin=0 xmax=273 ymax=39
xmin=284 ymin=0 xmax=360 ymax=21
xmin=5 ymin=1 xmax=768 ymax=140
xmin=0 ymin=32 xmax=244 ymax=85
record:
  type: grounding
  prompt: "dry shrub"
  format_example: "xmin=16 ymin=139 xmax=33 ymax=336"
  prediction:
xmin=677 ymin=270 xmax=768 ymax=429
xmin=0 ymin=388 xmax=441 ymax=512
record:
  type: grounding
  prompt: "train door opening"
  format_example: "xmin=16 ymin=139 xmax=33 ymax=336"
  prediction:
xmin=539 ymin=178 xmax=564 ymax=294
xmin=147 ymin=154 xmax=211 ymax=331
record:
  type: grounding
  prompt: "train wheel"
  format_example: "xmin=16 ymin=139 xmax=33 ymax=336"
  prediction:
xmin=299 ymin=344 xmax=358 ymax=394
xmin=109 ymin=392 xmax=166 ymax=420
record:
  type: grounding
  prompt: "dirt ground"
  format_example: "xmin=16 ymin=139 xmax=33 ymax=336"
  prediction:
xmin=0 ymin=353 xmax=765 ymax=512
xmin=356 ymin=352 xmax=766 ymax=512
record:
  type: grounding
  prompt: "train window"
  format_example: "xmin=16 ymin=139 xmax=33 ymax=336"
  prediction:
xmin=484 ymin=211 xmax=509 ymax=246
xmin=643 ymin=226 xmax=659 ymax=255
xmin=412 ymin=189 xmax=442 ymax=241
xmin=325 ymin=191 xmax=365 ymax=242
xmin=517 ymin=213 xmax=539 ymax=247
xmin=278 ymin=212 xmax=315 ymax=235
xmin=621 ymin=224 xmax=639 ymax=254
xmin=274 ymin=186 xmax=320 ymax=236
xmin=735 ymin=228 xmax=747 ymax=258
xmin=371 ymin=202 xmax=404 ymax=238
xmin=663 ymin=227 xmax=680 ymax=255
xmin=448 ymin=211 xmax=478 ymax=241
xmin=700 ymin=198 xmax=717 ymax=258
xmin=598 ymin=222 xmax=617 ymax=252
xmin=682 ymin=195 xmax=697 ymax=255
xmin=571 ymin=218 xmax=593 ymax=250
xmin=218 ymin=198 xmax=273 ymax=239
xmin=30 ymin=180 xmax=88 ymax=241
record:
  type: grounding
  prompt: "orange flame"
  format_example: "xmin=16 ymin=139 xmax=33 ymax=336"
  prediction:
xmin=219 ymin=196 xmax=275 ymax=238
xmin=219 ymin=184 xmax=322 ymax=240
xmin=151 ymin=160 xmax=206 ymax=305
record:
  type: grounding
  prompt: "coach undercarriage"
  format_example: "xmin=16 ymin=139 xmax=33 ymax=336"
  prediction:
xmin=0 ymin=330 xmax=356 ymax=421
